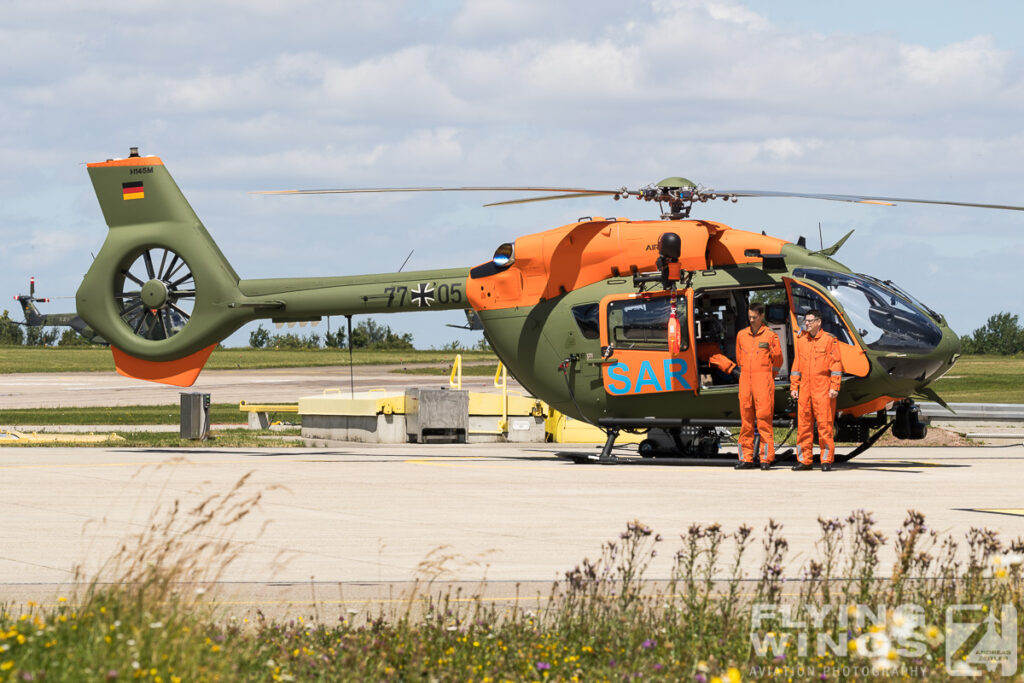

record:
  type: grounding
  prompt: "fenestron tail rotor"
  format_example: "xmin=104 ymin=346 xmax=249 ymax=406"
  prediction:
xmin=116 ymin=248 xmax=195 ymax=341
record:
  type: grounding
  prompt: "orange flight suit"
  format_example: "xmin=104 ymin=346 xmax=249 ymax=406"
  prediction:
xmin=697 ymin=340 xmax=736 ymax=375
xmin=791 ymin=329 xmax=843 ymax=465
xmin=735 ymin=325 xmax=783 ymax=464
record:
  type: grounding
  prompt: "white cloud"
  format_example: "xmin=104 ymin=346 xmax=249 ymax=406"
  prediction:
xmin=1 ymin=0 xmax=1023 ymax=346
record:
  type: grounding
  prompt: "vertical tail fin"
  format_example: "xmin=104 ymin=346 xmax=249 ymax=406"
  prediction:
xmin=76 ymin=151 xmax=251 ymax=385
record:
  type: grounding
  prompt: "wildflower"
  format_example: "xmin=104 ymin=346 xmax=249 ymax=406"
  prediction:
xmin=696 ymin=675 xmax=707 ymax=683
xmin=888 ymin=608 xmax=919 ymax=641
xmin=536 ymin=661 xmax=550 ymax=671
xmin=642 ymin=639 xmax=656 ymax=649
xmin=105 ymin=671 xmax=118 ymax=681
xmin=653 ymin=663 xmax=663 ymax=671
xmin=1 ymin=662 xmax=13 ymax=671
xmin=57 ymin=597 xmax=67 ymax=603
xmin=726 ymin=667 xmax=741 ymax=683
xmin=925 ymin=625 xmax=943 ymax=647
xmin=149 ymin=622 xmax=164 ymax=629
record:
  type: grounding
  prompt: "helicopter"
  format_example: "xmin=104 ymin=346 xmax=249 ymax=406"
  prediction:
xmin=15 ymin=276 xmax=106 ymax=345
xmin=74 ymin=148 xmax=1024 ymax=462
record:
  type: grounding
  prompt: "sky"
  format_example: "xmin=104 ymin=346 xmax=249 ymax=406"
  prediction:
xmin=3 ymin=0 xmax=1024 ymax=349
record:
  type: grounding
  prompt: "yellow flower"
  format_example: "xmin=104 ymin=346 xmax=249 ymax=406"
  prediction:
xmin=727 ymin=667 xmax=742 ymax=683
xmin=0 ymin=661 xmax=12 ymax=671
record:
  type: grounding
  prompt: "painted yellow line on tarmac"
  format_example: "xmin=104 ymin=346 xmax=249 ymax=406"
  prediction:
xmin=964 ymin=508 xmax=1024 ymax=518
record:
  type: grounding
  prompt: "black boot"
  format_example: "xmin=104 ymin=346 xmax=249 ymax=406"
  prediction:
xmin=791 ymin=463 xmax=812 ymax=471
xmin=822 ymin=463 xmax=833 ymax=472
xmin=760 ymin=462 xmax=772 ymax=471
xmin=735 ymin=461 xmax=757 ymax=470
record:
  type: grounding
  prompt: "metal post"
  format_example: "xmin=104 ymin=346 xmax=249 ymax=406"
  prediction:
xmin=347 ymin=315 xmax=354 ymax=398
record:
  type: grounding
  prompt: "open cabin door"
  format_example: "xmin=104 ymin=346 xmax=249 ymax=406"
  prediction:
xmin=598 ymin=289 xmax=699 ymax=396
xmin=782 ymin=276 xmax=870 ymax=377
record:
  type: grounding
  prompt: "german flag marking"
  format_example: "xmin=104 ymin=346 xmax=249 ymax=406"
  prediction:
xmin=122 ymin=181 xmax=145 ymax=201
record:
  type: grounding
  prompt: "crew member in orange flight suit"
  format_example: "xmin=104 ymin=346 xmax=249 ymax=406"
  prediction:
xmin=790 ymin=309 xmax=843 ymax=472
xmin=734 ymin=303 xmax=783 ymax=470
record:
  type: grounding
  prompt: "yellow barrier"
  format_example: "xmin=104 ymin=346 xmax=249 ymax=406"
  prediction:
xmin=238 ymin=401 xmax=299 ymax=413
xmin=449 ymin=354 xmax=462 ymax=390
xmin=545 ymin=409 xmax=644 ymax=444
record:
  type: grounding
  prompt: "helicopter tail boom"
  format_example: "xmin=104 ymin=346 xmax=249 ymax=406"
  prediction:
xmin=76 ymin=152 xmax=470 ymax=386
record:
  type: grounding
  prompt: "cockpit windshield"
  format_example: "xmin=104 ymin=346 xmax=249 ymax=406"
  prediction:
xmin=793 ymin=268 xmax=943 ymax=353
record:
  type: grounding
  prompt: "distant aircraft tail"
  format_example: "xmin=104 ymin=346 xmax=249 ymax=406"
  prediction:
xmin=15 ymin=277 xmax=45 ymax=326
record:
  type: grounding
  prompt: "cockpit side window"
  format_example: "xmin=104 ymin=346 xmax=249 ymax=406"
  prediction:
xmin=787 ymin=281 xmax=853 ymax=345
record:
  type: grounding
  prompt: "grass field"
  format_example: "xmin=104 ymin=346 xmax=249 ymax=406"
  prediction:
xmin=931 ymin=354 xmax=1024 ymax=403
xmin=0 ymin=346 xmax=495 ymax=374
xmin=0 ymin=428 xmax=302 ymax=448
xmin=0 ymin=404 xmax=271 ymax=426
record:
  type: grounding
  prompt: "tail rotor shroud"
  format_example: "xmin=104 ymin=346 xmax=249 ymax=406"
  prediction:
xmin=116 ymin=248 xmax=195 ymax=341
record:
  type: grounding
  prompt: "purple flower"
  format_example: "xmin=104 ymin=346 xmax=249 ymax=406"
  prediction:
xmin=536 ymin=662 xmax=550 ymax=671
xmin=696 ymin=674 xmax=707 ymax=683
xmin=105 ymin=672 xmax=119 ymax=682
xmin=642 ymin=639 xmax=656 ymax=649
xmin=653 ymin=663 xmax=664 ymax=671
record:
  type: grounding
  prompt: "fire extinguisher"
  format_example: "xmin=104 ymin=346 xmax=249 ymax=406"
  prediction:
xmin=667 ymin=287 xmax=681 ymax=355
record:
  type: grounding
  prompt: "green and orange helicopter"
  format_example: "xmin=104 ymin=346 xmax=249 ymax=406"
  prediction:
xmin=74 ymin=148 xmax=1023 ymax=462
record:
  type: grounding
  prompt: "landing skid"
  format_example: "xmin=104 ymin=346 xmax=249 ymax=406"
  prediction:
xmin=834 ymin=420 xmax=892 ymax=463
xmin=563 ymin=421 xmax=891 ymax=465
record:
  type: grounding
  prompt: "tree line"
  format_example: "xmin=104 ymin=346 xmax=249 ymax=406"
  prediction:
xmin=958 ymin=312 xmax=1024 ymax=355
xmin=0 ymin=310 xmax=88 ymax=346
xmin=248 ymin=318 xmax=414 ymax=350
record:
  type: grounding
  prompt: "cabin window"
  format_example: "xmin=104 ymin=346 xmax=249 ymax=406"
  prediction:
xmin=606 ymin=297 xmax=688 ymax=351
xmin=571 ymin=303 xmax=600 ymax=340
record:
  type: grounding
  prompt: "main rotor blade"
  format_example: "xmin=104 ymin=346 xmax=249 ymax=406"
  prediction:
xmin=251 ymin=186 xmax=615 ymax=196
xmin=484 ymin=191 xmax=618 ymax=207
xmin=710 ymin=189 xmax=1024 ymax=211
